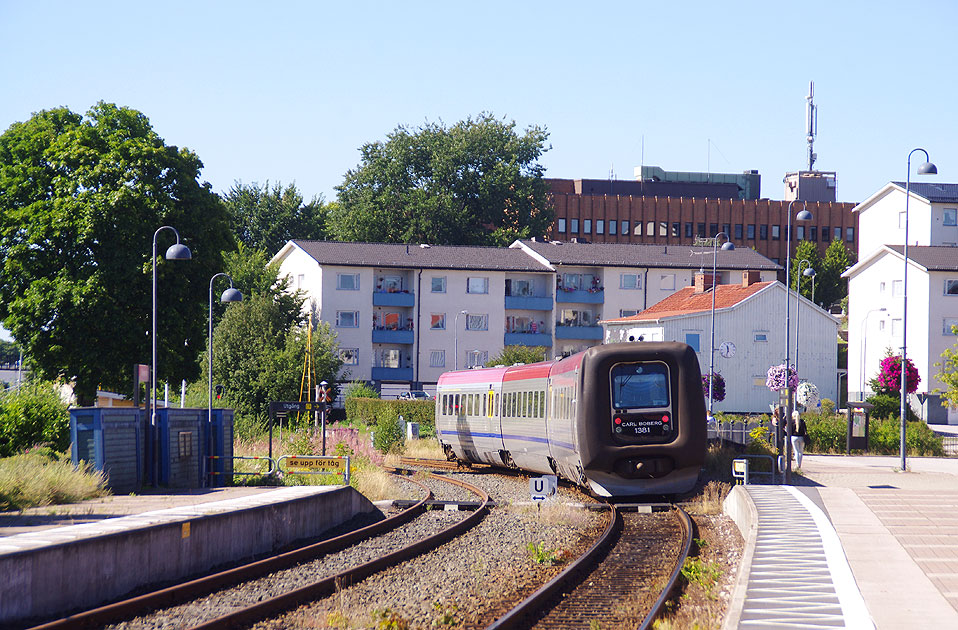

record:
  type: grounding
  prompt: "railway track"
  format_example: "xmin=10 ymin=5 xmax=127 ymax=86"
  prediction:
xmin=487 ymin=505 xmax=693 ymax=630
xmin=29 ymin=471 xmax=490 ymax=630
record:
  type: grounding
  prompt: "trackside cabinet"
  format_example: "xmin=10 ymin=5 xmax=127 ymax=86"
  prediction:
xmin=156 ymin=408 xmax=204 ymax=488
xmin=207 ymin=409 xmax=235 ymax=486
xmin=70 ymin=407 xmax=147 ymax=493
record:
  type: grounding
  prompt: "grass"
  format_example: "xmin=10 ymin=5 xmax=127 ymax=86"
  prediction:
xmin=0 ymin=450 xmax=108 ymax=511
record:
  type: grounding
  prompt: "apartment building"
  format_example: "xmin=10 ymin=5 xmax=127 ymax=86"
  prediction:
xmin=271 ymin=239 xmax=779 ymax=392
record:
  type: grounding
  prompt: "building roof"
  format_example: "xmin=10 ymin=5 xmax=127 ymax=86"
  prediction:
xmin=889 ymin=182 xmax=958 ymax=203
xmin=601 ymin=281 xmax=775 ymax=323
xmin=515 ymin=239 xmax=781 ymax=270
xmin=285 ymin=240 xmax=554 ymax=272
xmin=884 ymin=245 xmax=958 ymax=271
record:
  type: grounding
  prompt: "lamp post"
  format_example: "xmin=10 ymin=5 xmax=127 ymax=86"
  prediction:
xmin=901 ymin=148 xmax=938 ymax=472
xmin=455 ymin=310 xmax=468 ymax=370
xmin=859 ymin=307 xmax=887 ymax=399
xmin=151 ymin=226 xmax=191 ymax=429
xmin=783 ymin=200 xmax=813 ymax=484
xmin=794 ymin=261 xmax=814 ymax=378
xmin=208 ymin=273 xmax=243 ymax=425
xmin=708 ymin=232 xmax=734 ymax=418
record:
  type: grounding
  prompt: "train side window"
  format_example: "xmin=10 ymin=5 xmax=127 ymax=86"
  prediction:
xmin=469 ymin=394 xmax=475 ymax=416
xmin=484 ymin=393 xmax=488 ymax=417
xmin=512 ymin=392 xmax=517 ymax=417
xmin=454 ymin=394 xmax=460 ymax=415
xmin=527 ymin=391 xmax=534 ymax=417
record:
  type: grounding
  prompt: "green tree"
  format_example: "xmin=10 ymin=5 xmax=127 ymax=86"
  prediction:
xmin=818 ymin=238 xmax=856 ymax=310
xmin=790 ymin=240 xmax=823 ymax=300
xmin=0 ymin=103 xmax=234 ymax=404
xmin=0 ymin=340 xmax=19 ymax=367
xmin=330 ymin=113 xmax=553 ymax=246
xmin=935 ymin=325 xmax=958 ymax=409
xmin=487 ymin=345 xmax=548 ymax=367
xmin=0 ymin=381 xmax=70 ymax=456
xmin=224 ymin=181 xmax=328 ymax=253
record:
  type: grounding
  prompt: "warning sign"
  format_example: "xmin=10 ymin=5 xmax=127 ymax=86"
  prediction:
xmin=284 ymin=456 xmax=347 ymax=474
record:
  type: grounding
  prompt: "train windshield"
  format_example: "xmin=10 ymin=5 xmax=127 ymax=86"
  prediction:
xmin=611 ymin=362 xmax=670 ymax=409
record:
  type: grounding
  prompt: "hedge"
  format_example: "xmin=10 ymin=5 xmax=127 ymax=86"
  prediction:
xmin=345 ymin=398 xmax=435 ymax=434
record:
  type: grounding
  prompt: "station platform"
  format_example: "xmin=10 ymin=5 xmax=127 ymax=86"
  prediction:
xmin=0 ymin=484 xmax=375 ymax=627
xmin=723 ymin=454 xmax=958 ymax=629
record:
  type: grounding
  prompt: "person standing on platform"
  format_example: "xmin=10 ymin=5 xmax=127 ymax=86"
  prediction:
xmin=790 ymin=410 xmax=808 ymax=469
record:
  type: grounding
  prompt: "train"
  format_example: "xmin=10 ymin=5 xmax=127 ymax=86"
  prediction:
xmin=435 ymin=342 xmax=707 ymax=497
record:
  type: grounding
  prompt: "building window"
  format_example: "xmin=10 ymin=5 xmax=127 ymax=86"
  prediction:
xmin=660 ymin=274 xmax=675 ymax=290
xmin=583 ymin=219 xmax=592 ymax=234
xmin=685 ymin=222 xmax=693 ymax=238
xmin=796 ymin=226 xmax=805 ymax=240
xmin=380 ymin=275 xmax=402 ymax=292
xmin=633 ymin=221 xmax=642 ymax=236
xmin=672 ymin=222 xmax=680 ymax=237
xmin=747 ymin=224 xmax=756 ymax=240
xmin=509 ymin=279 xmax=532 ymax=297
xmin=596 ymin=220 xmax=604 ymax=235
xmin=297 ymin=274 xmax=305 ymax=289
xmin=944 ymin=319 xmax=958 ymax=335
xmin=710 ymin=223 xmax=719 ymax=236
xmin=570 ymin=219 xmax=579 ymax=233
xmin=823 ymin=225 xmax=830 ymax=241
xmin=834 ymin=227 xmax=842 ymax=241
xmin=659 ymin=222 xmax=668 ymax=236
xmin=734 ymin=224 xmax=743 ymax=240
xmin=846 ymin=227 xmax=854 ymax=242
xmin=945 ymin=279 xmax=958 ymax=295
xmin=754 ymin=332 xmax=768 ymax=342
xmin=760 ymin=224 xmax=768 ymax=240
xmin=379 ymin=349 xmax=401 ymax=368
xmin=697 ymin=223 xmax=706 ymax=237
xmin=559 ymin=309 xmax=594 ymax=326
xmin=772 ymin=225 xmax=781 ymax=240
xmin=619 ymin=309 xmax=639 ymax=317
xmin=340 ymin=348 xmax=359 ymax=365
xmin=620 ymin=273 xmax=642 ymax=290
xmin=810 ymin=226 xmax=818 ymax=241
xmin=429 ymin=350 xmax=445 ymax=367
xmin=557 ymin=218 xmax=567 ymax=233
xmin=337 ymin=273 xmax=359 ymax=290
xmin=430 ymin=313 xmax=446 ymax=329
xmin=685 ymin=333 xmax=700 ymax=352
xmin=467 ymin=277 xmax=489 ymax=294
xmin=899 ymin=212 xmax=907 ymax=229
xmin=892 ymin=318 xmax=902 ymax=337
xmin=466 ymin=350 xmax=488 ymax=368
xmin=946 ymin=209 xmax=958 ymax=226
xmin=647 ymin=221 xmax=655 ymax=237
xmin=336 ymin=311 xmax=359 ymax=327
xmin=609 ymin=220 xmax=617 ymax=235
xmin=892 ymin=280 xmax=903 ymax=297
xmin=466 ymin=313 xmax=488 ymax=330
xmin=431 ymin=276 xmax=446 ymax=293
xmin=880 ymin=282 xmax=886 ymax=292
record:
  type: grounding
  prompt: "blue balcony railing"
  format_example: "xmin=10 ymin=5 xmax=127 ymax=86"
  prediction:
xmin=555 ymin=289 xmax=604 ymax=304
xmin=371 ymin=329 xmax=414 ymax=344
xmin=504 ymin=295 xmax=554 ymax=311
xmin=555 ymin=325 xmax=603 ymax=341
xmin=372 ymin=291 xmax=415 ymax=307
xmin=504 ymin=332 xmax=553 ymax=347
xmin=371 ymin=367 xmax=413 ymax=381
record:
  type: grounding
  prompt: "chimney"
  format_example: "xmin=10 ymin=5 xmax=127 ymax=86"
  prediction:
xmin=694 ymin=272 xmax=717 ymax=293
xmin=742 ymin=270 xmax=761 ymax=287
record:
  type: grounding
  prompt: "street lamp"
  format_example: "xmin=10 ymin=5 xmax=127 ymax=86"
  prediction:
xmin=794 ymin=261 xmax=814 ymax=378
xmin=901 ymin=148 xmax=938 ymax=472
xmin=208 ymin=273 xmax=243 ymax=425
xmin=783 ymin=200 xmax=813 ymax=484
xmin=708 ymin=232 xmax=734 ymax=418
xmin=859 ymin=307 xmax=887 ymax=399
xmin=455 ymin=310 xmax=468 ymax=370
xmin=151 ymin=226 xmax=191 ymax=430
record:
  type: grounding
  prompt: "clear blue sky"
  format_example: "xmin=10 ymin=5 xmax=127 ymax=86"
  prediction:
xmin=1 ymin=1 xmax=957 ymax=340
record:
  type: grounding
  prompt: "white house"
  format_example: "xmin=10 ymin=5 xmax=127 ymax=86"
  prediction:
xmin=845 ymin=182 xmax=958 ymax=425
xmin=271 ymin=239 xmax=780 ymax=394
xmin=601 ymin=273 xmax=839 ymax=413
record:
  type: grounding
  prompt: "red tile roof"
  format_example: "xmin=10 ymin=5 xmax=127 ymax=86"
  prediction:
xmin=603 ymin=281 xmax=775 ymax=323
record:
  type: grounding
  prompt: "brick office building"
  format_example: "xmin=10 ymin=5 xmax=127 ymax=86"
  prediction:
xmin=545 ymin=177 xmax=858 ymax=268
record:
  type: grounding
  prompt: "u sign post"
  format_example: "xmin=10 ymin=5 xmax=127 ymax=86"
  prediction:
xmin=530 ymin=475 xmax=558 ymax=509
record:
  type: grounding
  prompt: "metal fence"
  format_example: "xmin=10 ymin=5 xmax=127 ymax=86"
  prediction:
xmin=708 ymin=419 xmax=766 ymax=446
xmin=940 ymin=435 xmax=958 ymax=457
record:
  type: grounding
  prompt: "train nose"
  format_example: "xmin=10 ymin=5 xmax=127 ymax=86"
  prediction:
xmin=613 ymin=456 xmax=675 ymax=479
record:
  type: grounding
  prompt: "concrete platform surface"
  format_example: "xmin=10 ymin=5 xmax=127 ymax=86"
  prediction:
xmin=726 ymin=454 xmax=958 ymax=629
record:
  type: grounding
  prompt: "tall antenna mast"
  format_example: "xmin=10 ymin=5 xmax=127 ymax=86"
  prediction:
xmin=806 ymin=80 xmax=817 ymax=171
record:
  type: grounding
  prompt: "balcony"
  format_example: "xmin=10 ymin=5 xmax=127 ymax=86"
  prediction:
xmin=371 ymin=366 xmax=413 ymax=381
xmin=555 ymin=289 xmax=604 ymax=304
xmin=555 ymin=325 xmax=603 ymax=341
xmin=372 ymin=328 xmax=414 ymax=344
xmin=504 ymin=295 xmax=554 ymax=311
xmin=372 ymin=291 xmax=415 ymax=307
xmin=504 ymin=332 xmax=553 ymax=347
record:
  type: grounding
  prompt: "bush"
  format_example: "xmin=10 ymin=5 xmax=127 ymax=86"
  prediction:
xmin=373 ymin=407 xmax=404 ymax=454
xmin=820 ymin=399 xmax=835 ymax=415
xmin=866 ymin=393 xmax=920 ymax=422
xmin=805 ymin=413 xmax=847 ymax=453
xmin=869 ymin=418 xmax=944 ymax=457
xmin=0 ymin=382 xmax=70 ymax=457
xmin=344 ymin=381 xmax=379 ymax=399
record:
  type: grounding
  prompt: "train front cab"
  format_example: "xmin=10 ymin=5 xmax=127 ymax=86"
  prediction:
xmin=575 ymin=342 xmax=707 ymax=497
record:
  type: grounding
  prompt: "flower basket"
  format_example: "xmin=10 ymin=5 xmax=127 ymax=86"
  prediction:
xmin=702 ymin=372 xmax=726 ymax=402
xmin=877 ymin=355 xmax=920 ymax=393
xmin=766 ymin=364 xmax=798 ymax=391
xmin=796 ymin=381 xmax=820 ymax=409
